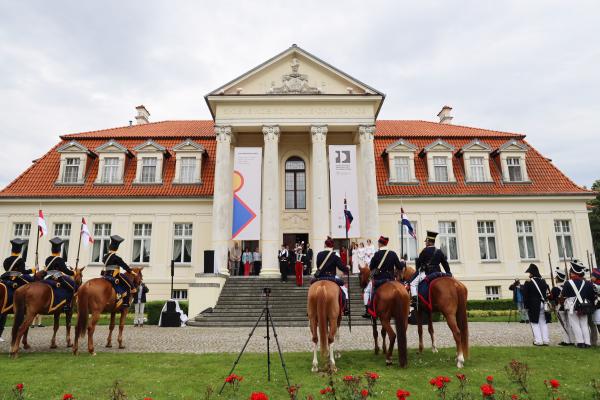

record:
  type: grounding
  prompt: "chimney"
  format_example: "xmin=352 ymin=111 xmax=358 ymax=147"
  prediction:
xmin=135 ymin=105 xmax=150 ymax=125
xmin=437 ymin=105 xmax=453 ymax=124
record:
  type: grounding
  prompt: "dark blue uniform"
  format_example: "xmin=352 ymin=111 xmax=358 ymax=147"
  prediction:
xmin=560 ymin=279 xmax=595 ymax=303
xmin=44 ymin=256 xmax=73 ymax=276
xmin=2 ymin=256 xmax=34 ymax=275
xmin=369 ymin=249 xmax=405 ymax=281
xmin=101 ymin=252 xmax=132 ymax=274
xmin=522 ymin=277 xmax=549 ymax=323
xmin=102 ymin=252 xmax=133 ymax=306
xmin=315 ymin=250 xmax=349 ymax=278
xmin=416 ymin=246 xmax=450 ymax=275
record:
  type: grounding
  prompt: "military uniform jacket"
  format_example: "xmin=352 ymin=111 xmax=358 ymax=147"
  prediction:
xmin=315 ymin=250 xmax=349 ymax=277
xmin=305 ymin=248 xmax=313 ymax=265
xmin=416 ymin=246 xmax=450 ymax=274
xmin=44 ymin=256 xmax=73 ymax=276
xmin=522 ymin=277 xmax=549 ymax=323
xmin=560 ymin=279 xmax=595 ymax=303
xmin=369 ymin=249 xmax=405 ymax=281
xmin=3 ymin=256 xmax=33 ymax=275
xmin=101 ymin=252 xmax=131 ymax=273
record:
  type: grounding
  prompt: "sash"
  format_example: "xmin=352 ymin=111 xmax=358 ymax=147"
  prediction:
xmin=318 ymin=251 xmax=334 ymax=271
xmin=373 ymin=250 xmax=390 ymax=275
xmin=7 ymin=256 xmax=21 ymax=272
xmin=531 ymin=278 xmax=550 ymax=312
xmin=44 ymin=256 xmax=59 ymax=271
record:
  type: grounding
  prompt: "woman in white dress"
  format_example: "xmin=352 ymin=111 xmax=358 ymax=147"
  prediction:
xmin=357 ymin=242 xmax=367 ymax=269
xmin=364 ymin=239 xmax=375 ymax=267
xmin=351 ymin=242 xmax=360 ymax=274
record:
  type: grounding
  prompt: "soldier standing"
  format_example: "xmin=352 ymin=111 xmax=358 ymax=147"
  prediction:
xmin=591 ymin=268 xmax=600 ymax=334
xmin=410 ymin=231 xmax=451 ymax=306
xmin=522 ymin=263 xmax=550 ymax=346
xmin=278 ymin=244 xmax=289 ymax=282
xmin=549 ymin=269 xmax=574 ymax=346
xmin=560 ymin=261 xmax=595 ymax=348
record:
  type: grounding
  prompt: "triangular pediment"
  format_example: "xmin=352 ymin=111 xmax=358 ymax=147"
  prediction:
xmin=133 ymin=139 xmax=166 ymax=153
xmin=173 ymin=139 xmax=205 ymax=152
xmin=208 ymin=45 xmax=383 ymax=96
xmin=57 ymin=140 xmax=90 ymax=154
xmin=96 ymin=140 xmax=128 ymax=153
xmin=498 ymin=140 xmax=528 ymax=152
xmin=384 ymin=139 xmax=418 ymax=154
xmin=461 ymin=139 xmax=492 ymax=153
xmin=423 ymin=139 xmax=455 ymax=152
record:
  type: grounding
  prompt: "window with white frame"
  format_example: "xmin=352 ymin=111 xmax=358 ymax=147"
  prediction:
xmin=516 ymin=220 xmax=536 ymax=260
xmin=173 ymin=223 xmax=192 ymax=263
xmin=179 ymin=157 xmax=197 ymax=184
xmin=438 ymin=221 xmax=459 ymax=261
xmin=433 ymin=156 xmax=449 ymax=182
xmin=478 ymin=221 xmax=498 ymax=260
xmin=102 ymin=158 xmax=120 ymax=184
xmin=13 ymin=223 xmax=31 ymax=261
xmin=485 ymin=286 xmax=501 ymax=300
xmin=140 ymin=157 xmax=157 ymax=183
xmin=53 ymin=223 xmax=71 ymax=259
xmin=469 ymin=157 xmax=486 ymax=182
xmin=554 ymin=220 xmax=574 ymax=260
xmin=507 ymin=157 xmax=523 ymax=182
xmin=393 ymin=156 xmax=410 ymax=182
xmin=172 ymin=289 xmax=188 ymax=300
xmin=92 ymin=223 xmax=112 ymax=263
xmin=63 ymin=158 xmax=81 ymax=184
xmin=398 ymin=221 xmax=418 ymax=261
xmin=133 ymin=223 xmax=152 ymax=263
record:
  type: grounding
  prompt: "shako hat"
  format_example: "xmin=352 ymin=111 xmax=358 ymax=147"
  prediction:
xmin=525 ymin=263 xmax=541 ymax=278
xmin=378 ymin=236 xmax=389 ymax=246
xmin=49 ymin=237 xmax=64 ymax=254
xmin=569 ymin=260 xmax=586 ymax=276
xmin=554 ymin=267 xmax=566 ymax=281
xmin=425 ymin=230 xmax=438 ymax=243
xmin=10 ymin=238 xmax=26 ymax=254
xmin=108 ymin=235 xmax=125 ymax=251
xmin=324 ymin=236 xmax=334 ymax=248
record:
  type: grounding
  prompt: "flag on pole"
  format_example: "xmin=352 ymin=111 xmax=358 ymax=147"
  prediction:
xmin=344 ymin=198 xmax=353 ymax=234
xmin=81 ymin=217 xmax=94 ymax=247
xmin=37 ymin=209 xmax=48 ymax=237
xmin=401 ymin=208 xmax=415 ymax=238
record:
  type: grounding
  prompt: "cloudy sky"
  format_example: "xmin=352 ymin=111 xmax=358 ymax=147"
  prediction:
xmin=0 ymin=1 xmax=598 ymax=188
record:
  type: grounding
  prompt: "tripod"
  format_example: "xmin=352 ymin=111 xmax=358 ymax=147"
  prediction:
xmin=219 ymin=287 xmax=291 ymax=395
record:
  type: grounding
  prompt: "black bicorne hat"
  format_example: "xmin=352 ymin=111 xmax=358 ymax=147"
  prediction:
xmin=554 ymin=267 xmax=566 ymax=281
xmin=525 ymin=263 xmax=541 ymax=278
xmin=10 ymin=238 xmax=26 ymax=254
xmin=49 ymin=237 xmax=64 ymax=254
xmin=108 ymin=235 xmax=125 ymax=251
xmin=569 ymin=260 xmax=586 ymax=276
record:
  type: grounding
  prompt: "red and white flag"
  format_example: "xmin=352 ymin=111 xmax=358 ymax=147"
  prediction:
xmin=81 ymin=217 xmax=94 ymax=247
xmin=37 ymin=210 xmax=48 ymax=237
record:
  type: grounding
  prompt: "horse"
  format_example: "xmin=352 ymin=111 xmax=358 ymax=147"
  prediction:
xmin=73 ymin=268 xmax=143 ymax=355
xmin=358 ymin=266 xmax=409 ymax=367
xmin=401 ymin=266 xmax=469 ymax=368
xmin=307 ymin=280 xmax=342 ymax=372
xmin=9 ymin=267 xmax=85 ymax=358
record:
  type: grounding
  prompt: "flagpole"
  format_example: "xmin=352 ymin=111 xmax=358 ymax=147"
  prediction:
xmin=400 ymin=210 xmax=404 ymax=262
xmin=35 ymin=210 xmax=41 ymax=268
xmin=344 ymin=197 xmax=352 ymax=333
xmin=76 ymin=218 xmax=84 ymax=269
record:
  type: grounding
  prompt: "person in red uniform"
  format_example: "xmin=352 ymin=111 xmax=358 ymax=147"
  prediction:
xmin=294 ymin=242 xmax=304 ymax=286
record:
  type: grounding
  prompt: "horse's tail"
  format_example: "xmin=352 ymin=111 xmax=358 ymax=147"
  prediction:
xmin=456 ymin=283 xmax=469 ymax=359
xmin=11 ymin=288 xmax=26 ymax=347
xmin=317 ymin=285 xmax=329 ymax=361
xmin=75 ymin=284 xmax=89 ymax=339
xmin=394 ymin=287 xmax=408 ymax=368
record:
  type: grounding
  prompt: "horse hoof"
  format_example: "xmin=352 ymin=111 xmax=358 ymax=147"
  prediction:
xmin=66 ymin=343 xmax=73 ymax=348
xmin=118 ymin=345 xmax=125 ymax=349
xmin=50 ymin=344 xmax=57 ymax=349
xmin=105 ymin=344 xmax=112 ymax=348
xmin=432 ymin=347 xmax=439 ymax=353
xmin=335 ymin=352 xmax=341 ymax=360
xmin=311 ymin=365 xmax=319 ymax=373
xmin=91 ymin=352 xmax=97 ymax=356
xmin=23 ymin=344 xmax=31 ymax=350
xmin=386 ymin=359 xmax=393 ymax=366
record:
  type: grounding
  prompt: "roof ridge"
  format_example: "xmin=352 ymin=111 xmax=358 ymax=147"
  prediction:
xmin=61 ymin=120 xmax=212 ymax=138
xmin=377 ymin=120 xmax=524 ymax=137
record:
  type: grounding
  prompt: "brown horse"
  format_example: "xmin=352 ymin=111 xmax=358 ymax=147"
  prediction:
xmin=9 ymin=267 xmax=85 ymax=358
xmin=402 ymin=266 xmax=469 ymax=368
xmin=358 ymin=266 xmax=409 ymax=367
xmin=73 ymin=268 xmax=142 ymax=355
xmin=307 ymin=280 xmax=342 ymax=372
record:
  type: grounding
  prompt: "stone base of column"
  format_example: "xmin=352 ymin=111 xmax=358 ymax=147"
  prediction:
xmin=212 ymin=240 xmax=230 ymax=277
xmin=259 ymin=239 xmax=281 ymax=277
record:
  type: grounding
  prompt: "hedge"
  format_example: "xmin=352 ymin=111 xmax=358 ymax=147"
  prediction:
xmin=145 ymin=300 xmax=189 ymax=325
xmin=466 ymin=299 xmax=513 ymax=310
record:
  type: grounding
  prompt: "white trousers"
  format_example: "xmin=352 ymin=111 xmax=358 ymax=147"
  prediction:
xmin=410 ymin=271 xmax=426 ymax=297
xmin=363 ymin=281 xmax=372 ymax=306
xmin=568 ymin=311 xmax=591 ymax=345
xmin=530 ymin=303 xmax=549 ymax=345
xmin=134 ymin=303 xmax=145 ymax=325
xmin=593 ymin=309 xmax=600 ymax=325
xmin=556 ymin=310 xmax=574 ymax=344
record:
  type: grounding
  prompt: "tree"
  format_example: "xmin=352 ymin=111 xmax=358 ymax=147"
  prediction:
xmin=589 ymin=179 xmax=600 ymax=265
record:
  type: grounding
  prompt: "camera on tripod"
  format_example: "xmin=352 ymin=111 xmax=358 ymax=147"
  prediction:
xmin=263 ymin=287 xmax=272 ymax=297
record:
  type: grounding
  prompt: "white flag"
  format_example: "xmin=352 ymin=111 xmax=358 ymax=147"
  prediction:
xmin=38 ymin=210 xmax=48 ymax=237
xmin=81 ymin=217 xmax=94 ymax=247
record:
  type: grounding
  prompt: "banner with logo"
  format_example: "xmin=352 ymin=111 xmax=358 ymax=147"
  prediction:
xmin=328 ymin=145 xmax=361 ymax=238
xmin=232 ymin=147 xmax=262 ymax=240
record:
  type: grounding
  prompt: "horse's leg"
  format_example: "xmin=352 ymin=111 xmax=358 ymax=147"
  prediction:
xmin=87 ymin=311 xmax=101 ymax=355
xmin=328 ymin=317 xmax=338 ymax=373
xmin=117 ymin=309 xmax=128 ymax=349
xmin=50 ymin=313 xmax=59 ymax=349
xmin=334 ymin=328 xmax=341 ymax=359
xmin=106 ymin=312 xmax=115 ymax=348
xmin=310 ymin=314 xmax=319 ymax=372
xmin=11 ymin=312 xmax=35 ymax=356
xmin=428 ymin=316 xmax=438 ymax=353
xmin=445 ymin=312 xmax=464 ymax=368
xmin=381 ymin=317 xmax=396 ymax=366
xmin=417 ymin=311 xmax=424 ymax=353
xmin=372 ymin=318 xmax=380 ymax=355
xmin=381 ymin=326 xmax=387 ymax=356
xmin=65 ymin=309 xmax=73 ymax=348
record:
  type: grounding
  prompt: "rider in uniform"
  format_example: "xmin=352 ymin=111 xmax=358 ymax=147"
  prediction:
xmin=314 ymin=236 xmax=350 ymax=314
xmin=101 ymin=235 xmax=135 ymax=308
xmin=410 ymin=231 xmax=451 ymax=307
xmin=44 ymin=237 xmax=77 ymax=311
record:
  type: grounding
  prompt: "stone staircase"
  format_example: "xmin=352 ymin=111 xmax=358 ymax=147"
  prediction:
xmin=188 ymin=276 xmax=370 ymax=327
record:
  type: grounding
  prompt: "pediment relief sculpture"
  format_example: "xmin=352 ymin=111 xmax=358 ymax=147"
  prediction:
xmin=269 ymin=58 xmax=321 ymax=94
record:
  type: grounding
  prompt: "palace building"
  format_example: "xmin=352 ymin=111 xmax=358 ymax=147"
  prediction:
xmin=0 ymin=45 xmax=594 ymax=317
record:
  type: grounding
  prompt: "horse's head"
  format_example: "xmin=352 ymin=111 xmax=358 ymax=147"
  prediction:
xmin=400 ymin=266 xmax=416 ymax=283
xmin=73 ymin=266 xmax=85 ymax=286
xmin=358 ymin=266 xmax=371 ymax=289
xmin=129 ymin=267 xmax=143 ymax=287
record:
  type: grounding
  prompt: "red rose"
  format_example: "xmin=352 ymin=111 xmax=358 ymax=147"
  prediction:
xmin=144 ymin=398 xmax=153 ymax=400
xmin=62 ymin=395 xmax=73 ymax=400
xmin=361 ymin=388 xmax=369 ymax=398
xmin=511 ymin=395 xmax=519 ymax=400
xmin=396 ymin=389 xmax=411 ymax=399
xmin=549 ymin=379 xmax=560 ymax=389
xmin=441 ymin=376 xmax=451 ymax=383
xmin=320 ymin=387 xmax=332 ymax=395
xmin=15 ymin=384 xmax=24 ymax=392
xmin=456 ymin=373 xmax=466 ymax=381
xmin=480 ymin=384 xmax=495 ymax=396
xmin=343 ymin=375 xmax=355 ymax=382
xmin=249 ymin=391 xmax=268 ymax=400
xmin=486 ymin=375 xmax=494 ymax=383
xmin=366 ymin=372 xmax=379 ymax=380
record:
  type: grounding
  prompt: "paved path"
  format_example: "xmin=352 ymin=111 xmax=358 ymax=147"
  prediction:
xmin=0 ymin=322 xmax=567 ymax=354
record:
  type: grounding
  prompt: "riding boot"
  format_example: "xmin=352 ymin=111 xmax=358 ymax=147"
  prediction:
xmin=362 ymin=306 xmax=370 ymax=319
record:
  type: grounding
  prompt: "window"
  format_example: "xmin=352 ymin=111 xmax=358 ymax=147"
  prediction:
xmin=516 ymin=220 xmax=536 ymax=260
xmin=555 ymin=220 xmax=574 ymax=260
xmin=433 ymin=156 xmax=449 ymax=182
xmin=469 ymin=157 xmax=485 ymax=182
xmin=393 ymin=156 xmax=410 ymax=182
xmin=13 ymin=223 xmax=31 ymax=262
xmin=438 ymin=221 xmax=459 ymax=261
xmin=141 ymin=157 xmax=157 ymax=183
xmin=478 ymin=221 xmax=498 ymax=260
xmin=507 ymin=157 xmax=523 ymax=182
xmin=63 ymin=158 xmax=81 ymax=183
xmin=173 ymin=223 xmax=192 ymax=263
xmin=179 ymin=157 xmax=197 ymax=183
xmin=53 ymin=223 xmax=71 ymax=259
xmin=133 ymin=223 xmax=152 ymax=263
xmin=91 ymin=223 xmax=112 ymax=263
xmin=485 ymin=286 xmax=501 ymax=300
xmin=172 ymin=289 xmax=188 ymax=300
xmin=398 ymin=221 xmax=418 ymax=261
xmin=102 ymin=157 xmax=120 ymax=183
xmin=285 ymin=157 xmax=306 ymax=209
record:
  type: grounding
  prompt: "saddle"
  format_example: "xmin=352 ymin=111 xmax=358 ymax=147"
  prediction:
xmin=39 ymin=278 xmax=74 ymax=313
xmin=417 ymin=272 xmax=453 ymax=312
xmin=0 ymin=273 xmax=34 ymax=314
xmin=310 ymin=276 xmax=347 ymax=316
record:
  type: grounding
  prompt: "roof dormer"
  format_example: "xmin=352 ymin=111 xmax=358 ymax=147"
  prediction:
xmin=172 ymin=139 xmax=206 ymax=184
xmin=459 ymin=139 xmax=493 ymax=183
xmin=56 ymin=140 xmax=94 ymax=185
xmin=422 ymin=139 xmax=456 ymax=183
xmin=383 ymin=139 xmax=418 ymax=184
xmin=496 ymin=139 xmax=530 ymax=183
xmin=133 ymin=140 xmax=167 ymax=184
xmin=95 ymin=140 xmax=130 ymax=185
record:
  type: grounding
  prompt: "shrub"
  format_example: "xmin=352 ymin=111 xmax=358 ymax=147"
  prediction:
xmin=146 ymin=300 xmax=189 ymax=325
xmin=466 ymin=299 xmax=513 ymax=311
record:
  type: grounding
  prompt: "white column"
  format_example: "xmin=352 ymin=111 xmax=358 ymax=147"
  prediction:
xmin=260 ymin=125 xmax=281 ymax=276
xmin=311 ymin=125 xmax=330 ymax=256
xmin=211 ymin=125 xmax=233 ymax=276
xmin=358 ymin=125 xmax=380 ymax=241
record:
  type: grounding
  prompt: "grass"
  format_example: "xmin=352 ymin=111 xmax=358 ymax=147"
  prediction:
xmin=3 ymin=314 xmax=136 ymax=327
xmin=0 ymin=347 xmax=598 ymax=399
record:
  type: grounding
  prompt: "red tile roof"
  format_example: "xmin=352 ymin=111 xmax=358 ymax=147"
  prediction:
xmin=0 ymin=120 xmax=590 ymax=199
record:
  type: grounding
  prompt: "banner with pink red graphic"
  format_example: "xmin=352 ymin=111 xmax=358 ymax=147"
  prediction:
xmin=231 ymin=147 xmax=262 ymax=240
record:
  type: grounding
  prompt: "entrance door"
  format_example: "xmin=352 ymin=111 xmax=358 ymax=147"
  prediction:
xmin=282 ymin=233 xmax=309 ymax=250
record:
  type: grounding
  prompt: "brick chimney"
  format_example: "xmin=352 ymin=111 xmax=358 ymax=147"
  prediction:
xmin=135 ymin=105 xmax=150 ymax=125
xmin=437 ymin=105 xmax=453 ymax=124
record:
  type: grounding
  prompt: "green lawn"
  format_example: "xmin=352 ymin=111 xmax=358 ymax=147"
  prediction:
xmin=0 ymin=347 xmax=598 ymax=399
xmin=3 ymin=314 xmax=136 ymax=327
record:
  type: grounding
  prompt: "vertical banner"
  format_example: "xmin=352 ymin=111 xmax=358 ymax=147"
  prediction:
xmin=329 ymin=145 xmax=361 ymax=238
xmin=232 ymin=147 xmax=262 ymax=240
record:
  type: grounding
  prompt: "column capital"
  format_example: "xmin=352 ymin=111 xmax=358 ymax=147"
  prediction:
xmin=262 ymin=125 xmax=280 ymax=142
xmin=358 ymin=124 xmax=376 ymax=142
xmin=214 ymin=125 xmax=232 ymax=143
xmin=310 ymin=125 xmax=328 ymax=143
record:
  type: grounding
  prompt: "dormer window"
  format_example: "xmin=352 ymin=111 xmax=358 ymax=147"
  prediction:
xmin=56 ymin=140 xmax=92 ymax=185
xmin=141 ymin=157 xmax=158 ymax=183
xmin=102 ymin=157 xmax=121 ymax=183
xmin=383 ymin=138 xmax=418 ymax=184
xmin=63 ymin=158 xmax=81 ymax=183
xmin=133 ymin=140 xmax=166 ymax=184
xmin=459 ymin=139 xmax=493 ymax=183
xmin=433 ymin=156 xmax=449 ymax=181
xmin=172 ymin=139 xmax=205 ymax=185
xmin=469 ymin=157 xmax=485 ymax=181
xmin=393 ymin=156 xmax=410 ymax=182
xmin=507 ymin=157 xmax=523 ymax=181
xmin=179 ymin=157 xmax=197 ymax=183
xmin=497 ymin=140 xmax=530 ymax=183
xmin=95 ymin=139 xmax=129 ymax=185
xmin=423 ymin=139 xmax=456 ymax=183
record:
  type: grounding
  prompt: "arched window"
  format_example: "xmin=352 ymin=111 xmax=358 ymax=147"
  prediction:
xmin=285 ymin=157 xmax=306 ymax=209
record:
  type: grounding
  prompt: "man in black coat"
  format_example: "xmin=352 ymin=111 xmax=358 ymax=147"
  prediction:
xmin=314 ymin=237 xmax=350 ymax=314
xmin=304 ymin=243 xmax=313 ymax=276
xmin=101 ymin=235 xmax=135 ymax=308
xmin=548 ymin=268 xmax=574 ymax=345
xmin=44 ymin=237 xmax=77 ymax=311
xmin=560 ymin=261 xmax=595 ymax=347
xmin=278 ymin=244 xmax=290 ymax=282
xmin=522 ymin=263 xmax=550 ymax=346
xmin=410 ymin=231 xmax=450 ymax=306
